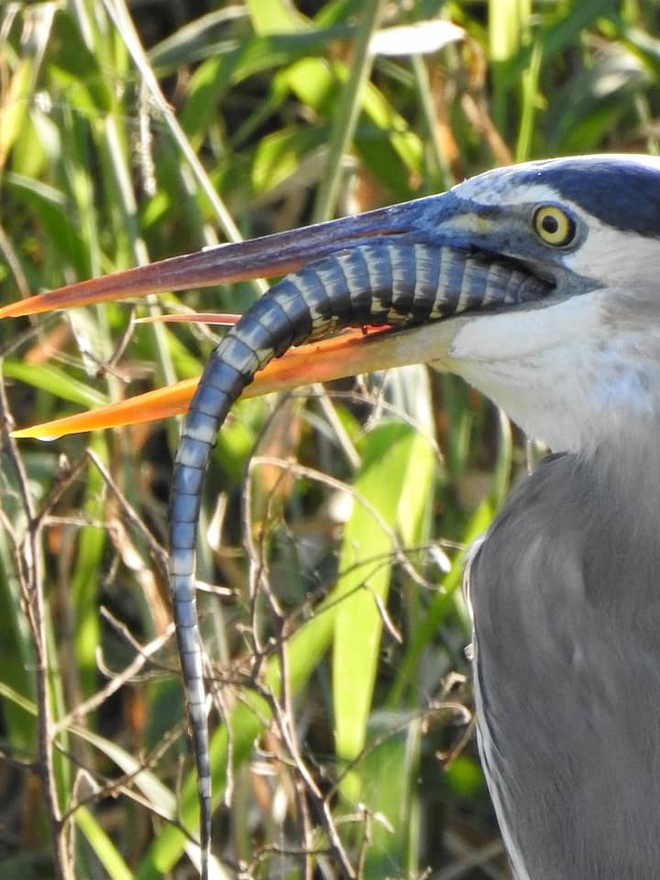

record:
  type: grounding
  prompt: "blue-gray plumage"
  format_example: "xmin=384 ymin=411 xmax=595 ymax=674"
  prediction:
xmin=466 ymin=452 xmax=660 ymax=880
xmin=164 ymin=153 xmax=660 ymax=878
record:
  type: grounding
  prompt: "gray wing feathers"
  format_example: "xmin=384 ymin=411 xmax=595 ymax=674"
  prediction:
xmin=469 ymin=453 xmax=660 ymax=879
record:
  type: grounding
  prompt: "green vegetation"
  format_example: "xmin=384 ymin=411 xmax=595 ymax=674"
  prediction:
xmin=1 ymin=1 xmax=659 ymax=877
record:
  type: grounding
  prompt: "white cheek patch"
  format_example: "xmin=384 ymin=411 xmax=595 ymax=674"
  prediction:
xmin=564 ymin=217 xmax=660 ymax=285
xmin=447 ymin=294 xmax=603 ymax=363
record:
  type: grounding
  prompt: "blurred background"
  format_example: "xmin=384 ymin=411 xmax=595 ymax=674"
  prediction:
xmin=1 ymin=1 xmax=659 ymax=877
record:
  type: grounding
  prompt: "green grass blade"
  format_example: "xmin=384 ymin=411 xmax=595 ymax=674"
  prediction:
xmin=333 ymin=421 xmax=434 ymax=790
xmin=75 ymin=807 xmax=133 ymax=880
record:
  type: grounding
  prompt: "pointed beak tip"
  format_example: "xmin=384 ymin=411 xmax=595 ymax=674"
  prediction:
xmin=10 ymin=428 xmax=60 ymax=441
xmin=0 ymin=305 xmax=22 ymax=319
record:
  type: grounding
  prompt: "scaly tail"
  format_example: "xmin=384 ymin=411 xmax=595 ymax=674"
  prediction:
xmin=168 ymin=239 xmax=548 ymax=877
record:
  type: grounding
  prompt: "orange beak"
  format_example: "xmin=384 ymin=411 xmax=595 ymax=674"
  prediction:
xmin=12 ymin=325 xmax=446 ymax=439
xmin=3 ymin=208 xmax=464 ymax=439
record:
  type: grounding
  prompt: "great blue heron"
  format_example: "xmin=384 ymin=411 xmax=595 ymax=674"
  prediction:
xmin=5 ymin=154 xmax=660 ymax=879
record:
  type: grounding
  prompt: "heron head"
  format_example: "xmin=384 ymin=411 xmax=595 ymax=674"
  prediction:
xmin=427 ymin=155 xmax=660 ymax=456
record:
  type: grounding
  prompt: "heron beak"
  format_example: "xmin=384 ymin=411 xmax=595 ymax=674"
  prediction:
xmin=9 ymin=321 xmax=462 ymax=439
xmin=0 ymin=198 xmax=451 ymax=318
xmin=2 ymin=192 xmax=530 ymax=439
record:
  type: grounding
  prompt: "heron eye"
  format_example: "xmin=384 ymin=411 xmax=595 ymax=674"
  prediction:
xmin=533 ymin=205 xmax=576 ymax=247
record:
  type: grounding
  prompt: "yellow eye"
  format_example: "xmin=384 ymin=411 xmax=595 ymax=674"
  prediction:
xmin=533 ymin=205 xmax=576 ymax=247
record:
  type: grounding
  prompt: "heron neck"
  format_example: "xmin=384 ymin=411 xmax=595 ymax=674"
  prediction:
xmin=566 ymin=436 xmax=660 ymax=527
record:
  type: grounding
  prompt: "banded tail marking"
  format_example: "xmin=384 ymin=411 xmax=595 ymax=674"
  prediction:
xmin=168 ymin=239 xmax=550 ymax=878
